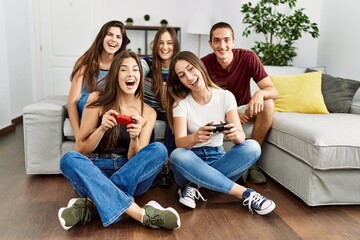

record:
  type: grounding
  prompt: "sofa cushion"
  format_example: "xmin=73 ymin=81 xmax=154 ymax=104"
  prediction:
xmin=63 ymin=118 xmax=75 ymax=140
xmin=270 ymin=72 xmax=329 ymax=114
xmin=268 ymin=112 xmax=360 ymax=170
xmin=306 ymin=69 xmax=360 ymax=113
xmin=350 ymin=101 xmax=360 ymax=115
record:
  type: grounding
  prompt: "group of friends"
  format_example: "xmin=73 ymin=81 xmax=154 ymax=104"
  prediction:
xmin=58 ymin=20 xmax=279 ymax=231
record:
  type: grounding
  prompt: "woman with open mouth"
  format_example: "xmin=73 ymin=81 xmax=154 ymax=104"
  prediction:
xmin=58 ymin=51 xmax=181 ymax=231
xmin=166 ymin=51 xmax=276 ymax=215
xmin=68 ymin=20 xmax=130 ymax=141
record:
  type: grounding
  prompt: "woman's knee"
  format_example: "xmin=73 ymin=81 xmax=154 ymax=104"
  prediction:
xmin=244 ymin=139 xmax=261 ymax=158
xmin=60 ymin=151 xmax=83 ymax=172
xmin=148 ymin=141 xmax=168 ymax=159
xmin=170 ymin=148 xmax=189 ymax=165
xmin=234 ymin=139 xmax=261 ymax=156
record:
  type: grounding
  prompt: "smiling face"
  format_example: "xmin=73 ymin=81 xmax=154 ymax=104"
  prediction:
xmin=102 ymin=26 xmax=123 ymax=55
xmin=209 ymin=28 xmax=235 ymax=62
xmin=174 ymin=59 xmax=205 ymax=92
xmin=157 ymin=31 xmax=174 ymax=63
xmin=118 ymin=57 xmax=140 ymax=94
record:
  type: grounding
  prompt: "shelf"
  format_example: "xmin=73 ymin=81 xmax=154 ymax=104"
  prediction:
xmin=125 ymin=25 xmax=181 ymax=31
xmin=125 ymin=25 xmax=181 ymax=56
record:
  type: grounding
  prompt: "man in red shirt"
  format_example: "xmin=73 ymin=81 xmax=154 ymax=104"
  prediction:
xmin=201 ymin=22 xmax=278 ymax=184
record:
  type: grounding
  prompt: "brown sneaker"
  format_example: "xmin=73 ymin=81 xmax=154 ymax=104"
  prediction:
xmin=248 ymin=165 xmax=266 ymax=184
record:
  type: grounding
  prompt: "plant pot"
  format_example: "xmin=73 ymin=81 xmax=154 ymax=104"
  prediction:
xmin=126 ymin=22 xmax=133 ymax=26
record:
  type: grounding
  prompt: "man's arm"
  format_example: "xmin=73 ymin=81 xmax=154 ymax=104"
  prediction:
xmin=256 ymin=76 xmax=278 ymax=100
xmin=245 ymin=76 xmax=278 ymax=118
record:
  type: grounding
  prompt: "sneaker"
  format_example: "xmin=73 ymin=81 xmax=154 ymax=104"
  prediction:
xmin=157 ymin=164 xmax=173 ymax=187
xmin=58 ymin=198 xmax=93 ymax=230
xmin=142 ymin=200 xmax=181 ymax=229
xmin=151 ymin=164 xmax=173 ymax=187
xmin=248 ymin=165 xmax=267 ymax=184
xmin=242 ymin=189 xmax=275 ymax=215
xmin=241 ymin=169 xmax=249 ymax=183
xmin=178 ymin=183 xmax=207 ymax=209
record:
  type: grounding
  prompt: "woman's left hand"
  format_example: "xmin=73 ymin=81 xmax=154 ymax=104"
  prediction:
xmin=222 ymin=122 xmax=242 ymax=142
xmin=127 ymin=115 xmax=142 ymax=140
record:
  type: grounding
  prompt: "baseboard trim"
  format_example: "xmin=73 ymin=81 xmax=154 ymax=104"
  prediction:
xmin=12 ymin=115 xmax=23 ymax=125
xmin=0 ymin=115 xmax=23 ymax=138
xmin=0 ymin=123 xmax=16 ymax=138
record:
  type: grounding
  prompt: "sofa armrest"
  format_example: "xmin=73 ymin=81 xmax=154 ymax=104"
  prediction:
xmin=23 ymin=95 xmax=68 ymax=174
xmin=350 ymin=101 xmax=360 ymax=115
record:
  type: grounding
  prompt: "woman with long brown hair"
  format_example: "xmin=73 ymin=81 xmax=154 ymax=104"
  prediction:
xmin=58 ymin=51 xmax=180 ymax=230
xmin=141 ymin=27 xmax=180 ymax=186
xmin=141 ymin=27 xmax=180 ymax=153
xmin=166 ymin=51 xmax=275 ymax=215
xmin=68 ymin=20 xmax=130 ymax=140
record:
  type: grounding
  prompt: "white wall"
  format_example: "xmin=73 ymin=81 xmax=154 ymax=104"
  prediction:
xmin=318 ymin=0 xmax=360 ymax=80
xmin=3 ymin=0 xmax=360 ymax=130
xmin=0 ymin=0 xmax=12 ymax=129
xmin=104 ymin=0 xmax=214 ymax=57
xmin=0 ymin=0 xmax=33 ymax=129
xmin=5 ymin=0 xmax=34 ymax=117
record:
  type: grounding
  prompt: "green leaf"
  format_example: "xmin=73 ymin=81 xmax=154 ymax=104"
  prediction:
xmin=241 ymin=0 xmax=319 ymax=66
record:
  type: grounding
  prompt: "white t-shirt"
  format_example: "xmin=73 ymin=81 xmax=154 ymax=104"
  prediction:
xmin=173 ymin=88 xmax=237 ymax=148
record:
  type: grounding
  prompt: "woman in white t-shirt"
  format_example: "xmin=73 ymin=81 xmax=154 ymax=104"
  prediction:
xmin=166 ymin=51 xmax=276 ymax=215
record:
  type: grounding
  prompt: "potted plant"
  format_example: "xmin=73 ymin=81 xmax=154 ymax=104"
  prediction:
xmin=241 ymin=0 xmax=319 ymax=66
xmin=125 ymin=17 xmax=133 ymax=26
xmin=160 ymin=19 xmax=168 ymax=27
xmin=144 ymin=14 xmax=150 ymax=25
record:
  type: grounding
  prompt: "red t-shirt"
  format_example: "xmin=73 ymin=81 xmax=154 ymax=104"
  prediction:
xmin=201 ymin=48 xmax=268 ymax=106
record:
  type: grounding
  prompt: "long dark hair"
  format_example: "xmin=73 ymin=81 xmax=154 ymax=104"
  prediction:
xmin=166 ymin=51 xmax=219 ymax=129
xmin=151 ymin=27 xmax=180 ymax=109
xmin=70 ymin=20 xmax=130 ymax=92
xmin=89 ymin=51 xmax=144 ymax=148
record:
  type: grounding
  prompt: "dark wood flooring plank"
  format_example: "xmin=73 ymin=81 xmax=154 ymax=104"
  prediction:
xmin=248 ymin=176 xmax=360 ymax=239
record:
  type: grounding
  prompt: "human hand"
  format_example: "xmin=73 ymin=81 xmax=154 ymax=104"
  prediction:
xmin=126 ymin=115 xmax=142 ymax=140
xmin=194 ymin=123 xmax=215 ymax=143
xmin=221 ymin=121 xmax=242 ymax=142
xmin=100 ymin=110 xmax=118 ymax=132
xmin=238 ymin=112 xmax=249 ymax=124
xmin=246 ymin=91 xmax=265 ymax=117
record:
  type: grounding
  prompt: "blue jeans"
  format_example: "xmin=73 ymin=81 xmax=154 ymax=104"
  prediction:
xmin=77 ymin=94 xmax=90 ymax=118
xmin=170 ymin=139 xmax=261 ymax=194
xmin=60 ymin=142 xmax=168 ymax=227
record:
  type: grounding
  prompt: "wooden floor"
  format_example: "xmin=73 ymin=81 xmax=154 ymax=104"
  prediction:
xmin=1 ymin=124 xmax=360 ymax=240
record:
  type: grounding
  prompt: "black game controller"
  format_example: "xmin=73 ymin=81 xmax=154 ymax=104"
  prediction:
xmin=207 ymin=123 xmax=231 ymax=133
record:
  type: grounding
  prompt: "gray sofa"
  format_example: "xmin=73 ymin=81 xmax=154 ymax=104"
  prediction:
xmin=227 ymin=66 xmax=360 ymax=206
xmin=23 ymin=66 xmax=360 ymax=206
xmin=23 ymin=97 xmax=166 ymax=174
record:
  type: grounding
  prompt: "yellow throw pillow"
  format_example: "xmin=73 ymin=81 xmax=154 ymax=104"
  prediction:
xmin=270 ymin=72 xmax=329 ymax=114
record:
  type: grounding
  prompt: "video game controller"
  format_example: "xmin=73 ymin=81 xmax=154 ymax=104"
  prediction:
xmin=111 ymin=113 xmax=137 ymax=126
xmin=206 ymin=123 xmax=231 ymax=133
